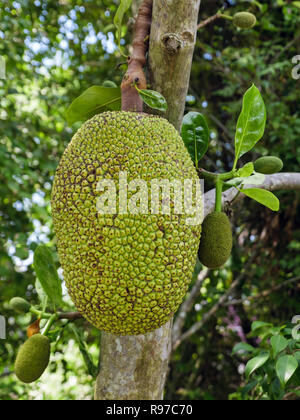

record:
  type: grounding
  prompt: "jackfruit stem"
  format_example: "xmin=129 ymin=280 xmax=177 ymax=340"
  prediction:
xmin=121 ymin=0 xmax=153 ymax=112
xmin=41 ymin=314 xmax=58 ymax=336
xmin=219 ymin=13 xmax=233 ymax=21
xmin=215 ymin=179 xmax=223 ymax=213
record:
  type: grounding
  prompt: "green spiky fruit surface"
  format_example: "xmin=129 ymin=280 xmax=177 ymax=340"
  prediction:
xmin=198 ymin=212 xmax=232 ymax=269
xmin=10 ymin=297 xmax=31 ymax=313
xmin=14 ymin=334 xmax=50 ymax=383
xmin=233 ymin=12 xmax=256 ymax=29
xmin=51 ymin=111 xmax=201 ymax=335
xmin=254 ymin=156 xmax=283 ymax=174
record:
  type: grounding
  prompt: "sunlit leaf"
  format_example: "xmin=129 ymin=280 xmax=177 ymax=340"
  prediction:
xmin=245 ymin=351 xmax=270 ymax=378
xmin=66 ymin=86 xmax=121 ymax=125
xmin=234 ymin=85 xmax=266 ymax=167
xmin=137 ymin=89 xmax=167 ymax=112
xmin=239 ymin=188 xmax=279 ymax=211
xmin=276 ymin=355 xmax=298 ymax=386
xmin=33 ymin=245 xmax=62 ymax=308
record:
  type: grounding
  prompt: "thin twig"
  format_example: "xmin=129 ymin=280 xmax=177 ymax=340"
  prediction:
xmin=223 ymin=275 xmax=300 ymax=307
xmin=172 ymin=268 xmax=210 ymax=346
xmin=197 ymin=13 xmax=221 ymax=29
xmin=172 ymin=252 xmax=258 ymax=350
xmin=58 ymin=312 xmax=82 ymax=320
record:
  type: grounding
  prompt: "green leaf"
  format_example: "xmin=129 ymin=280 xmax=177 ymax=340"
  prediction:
xmin=239 ymin=188 xmax=279 ymax=211
xmin=234 ymin=84 xmax=266 ymax=167
xmin=270 ymin=335 xmax=289 ymax=356
xmin=70 ymin=325 xmax=98 ymax=378
xmin=236 ymin=162 xmax=254 ymax=178
xmin=33 ymin=245 xmax=62 ymax=308
xmin=102 ymin=80 xmax=118 ymax=88
xmin=232 ymin=342 xmax=255 ymax=355
xmin=66 ymin=86 xmax=121 ymax=125
xmin=241 ymin=380 xmax=258 ymax=398
xmin=245 ymin=351 xmax=270 ymax=378
xmin=181 ymin=112 xmax=210 ymax=167
xmin=276 ymin=355 xmax=298 ymax=386
xmin=137 ymin=89 xmax=168 ymax=112
xmin=35 ymin=279 xmax=48 ymax=311
xmin=251 ymin=321 xmax=273 ymax=332
xmin=227 ymin=172 xmax=265 ymax=187
xmin=114 ymin=0 xmax=132 ymax=53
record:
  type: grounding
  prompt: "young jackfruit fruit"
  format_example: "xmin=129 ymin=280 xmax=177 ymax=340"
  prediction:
xmin=233 ymin=12 xmax=256 ymax=29
xmin=254 ymin=156 xmax=283 ymax=174
xmin=198 ymin=212 xmax=232 ymax=269
xmin=51 ymin=111 xmax=202 ymax=335
xmin=10 ymin=297 xmax=31 ymax=314
xmin=14 ymin=334 xmax=50 ymax=383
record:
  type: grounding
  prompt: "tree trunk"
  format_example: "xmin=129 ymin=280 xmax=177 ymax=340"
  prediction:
xmin=94 ymin=0 xmax=202 ymax=400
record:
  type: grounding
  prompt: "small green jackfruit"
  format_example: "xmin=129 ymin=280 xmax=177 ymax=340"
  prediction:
xmin=254 ymin=156 xmax=283 ymax=174
xmin=51 ymin=111 xmax=202 ymax=335
xmin=10 ymin=297 xmax=31 ymax=314
xmin=233 ymin=12 xmax=256 ymax=29
xmin=198 ymin=212 xmax=232 ymax=269
xmin=14 ymin=334 xmax=50 ymax=383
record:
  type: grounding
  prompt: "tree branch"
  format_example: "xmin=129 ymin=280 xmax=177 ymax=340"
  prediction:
xmin=172 ymin=268 xmax=209 ymax=347
xmin=197 ymin=13 xmax=221 ymax=29
xmin=222 ymin=275 xmax=300 ymax=307
xmin=203 ymin=172 xmax=300 ymax=217
xmin=172 ymin=252 xmax=258 ymax=350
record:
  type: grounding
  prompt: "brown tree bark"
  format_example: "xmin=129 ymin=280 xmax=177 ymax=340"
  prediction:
xmin=94 ymin=0 xmax=202 ymax=400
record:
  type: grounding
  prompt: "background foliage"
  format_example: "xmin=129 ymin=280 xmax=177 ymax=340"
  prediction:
xmin=0 ymin=0 xmax=299 ymax=400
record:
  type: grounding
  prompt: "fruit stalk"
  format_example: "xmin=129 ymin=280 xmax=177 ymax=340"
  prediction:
xmin=121 ymin=0 xmax=153 ymax=112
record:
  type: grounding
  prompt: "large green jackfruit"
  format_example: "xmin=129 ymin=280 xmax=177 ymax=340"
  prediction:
xmin=198 ymin=212 xmax=232 ymax=269
xmin=51 ymin=111 xmax=201 ymax=335
xmin=14 ymin=334 xmax=50 ymax=383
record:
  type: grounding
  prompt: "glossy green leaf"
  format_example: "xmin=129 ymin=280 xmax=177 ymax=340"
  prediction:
xmin=234 ymin=85 xmax=266 ymax=167
xmin=181 ymin=112 xmax=210 ymax=167
xmin=114 ymin=0 xmax=132 ymax=53
xmin=102 ymin=80 xmax=118 ymax=88
xmin=236 ymin=162 xmax=254 ymax=178
xmin=245 ymin=351 xmax=270 ymax=378
xmin=239 ymin=188 xmax=280 ymax=211
xmin=137 ymin=89 xmax=168 ymax=112
xmin=70 ymin=325 xmax=98 ymax=378
xmin=66 ymin=86 xmax=121 ymax=125
xmin=35 ymin=279 xmax=48 ymax=311
xmin=232 ymin=342 xmax=255 ymax=355
xmin=270 ymin=335 xmax=288 ymax=356
xmin=227 ymin=172 xmax=265 ymax=187
xmin=251 ymin=321 xmax=273 ymax=332
xmin=33 ymin=245 xmax=62 ymax=308
xmin=276 ymin=355 xmax=298 ymax=386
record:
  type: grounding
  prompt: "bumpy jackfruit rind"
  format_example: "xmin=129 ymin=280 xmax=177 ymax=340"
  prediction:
xmin=51 ymin=111 xmax=201 ymax=335
xmin=14 ymin=334 xmax=50 ymax=383
xmin=198 ymin=212 xmax=232 ymax=269
xmin=10 ymin=297 xmax=31 ymax=314
xmin=233 ymin=12 xmax=256 ymax=29
xmin=254 ymin=156 xmax=283 ymax=174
